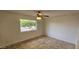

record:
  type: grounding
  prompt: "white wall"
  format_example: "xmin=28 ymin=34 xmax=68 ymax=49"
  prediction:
xmin=45 ymin=15 xmax=79 ymax=44
xmin=76 ymin=26 xmax=79 ymax=48
xmin=0 ymin=11 xmax=44 ymax=48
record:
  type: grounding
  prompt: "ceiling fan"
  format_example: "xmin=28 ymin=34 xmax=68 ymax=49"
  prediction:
xmin=36 ymin=11 xmax=49 ymax=20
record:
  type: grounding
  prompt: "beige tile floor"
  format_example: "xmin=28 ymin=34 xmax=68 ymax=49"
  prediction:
xmin=5 ymin=36 xmax=75 ymax=49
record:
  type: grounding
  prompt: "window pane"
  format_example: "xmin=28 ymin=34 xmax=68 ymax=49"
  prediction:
xmin=20 ymin=19 xmax=37 ymax=32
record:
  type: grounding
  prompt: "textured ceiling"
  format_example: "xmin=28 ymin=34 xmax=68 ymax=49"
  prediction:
xmin=5 ymin=10 xmax=79 ymax=17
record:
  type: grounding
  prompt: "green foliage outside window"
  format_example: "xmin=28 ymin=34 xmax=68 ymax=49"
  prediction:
xmin=20 ymin=19 xmax=37 ymax=27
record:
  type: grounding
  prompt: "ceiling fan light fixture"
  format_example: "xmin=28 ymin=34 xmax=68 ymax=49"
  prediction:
xmin=36 ymin=11 xmax=49 ymax=20
xmin=36 ymin=16 xmax=42 ymax=20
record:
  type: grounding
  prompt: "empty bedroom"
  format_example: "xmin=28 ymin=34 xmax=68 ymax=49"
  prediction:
xmin=0 ymin=10 xmax=79 ymax=49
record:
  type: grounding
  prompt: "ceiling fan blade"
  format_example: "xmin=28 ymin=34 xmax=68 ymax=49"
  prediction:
xmin=44 ymin=15 xmax=49 ymax=17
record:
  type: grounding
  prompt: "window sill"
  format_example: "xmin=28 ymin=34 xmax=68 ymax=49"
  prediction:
xmin=20 ymin=29 xmax=37 ymax=33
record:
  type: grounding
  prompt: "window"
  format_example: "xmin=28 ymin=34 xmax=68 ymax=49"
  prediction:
xmin=20 ymin=19 xmax=37 ymax=32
